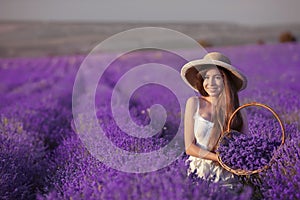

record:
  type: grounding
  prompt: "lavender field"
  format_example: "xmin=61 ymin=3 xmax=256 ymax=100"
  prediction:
xmin=1 ymin=42 xmax=300 ymax=200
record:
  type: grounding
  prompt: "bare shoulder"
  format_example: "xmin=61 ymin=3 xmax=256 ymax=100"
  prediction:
xmin=186 ymin=96 xmax=198 ymax=105
xmin=185 ymin=96 xmax=198 ymax=110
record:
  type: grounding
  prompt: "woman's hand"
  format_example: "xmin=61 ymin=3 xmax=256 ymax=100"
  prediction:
xmin=214 ymin=153 xmax=224 ymax=168
xmin=212 ymin=152 xmax=220 ymax=162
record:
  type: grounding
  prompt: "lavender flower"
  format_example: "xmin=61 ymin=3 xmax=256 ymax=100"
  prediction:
xmin=1 ymin=42 xmax=300 ymax=199
xmin=218 ymin=131 xmax=281 ymax=171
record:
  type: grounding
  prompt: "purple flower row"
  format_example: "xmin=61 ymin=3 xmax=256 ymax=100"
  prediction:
xmin=1 ymin=42 xmax=300 ymax=199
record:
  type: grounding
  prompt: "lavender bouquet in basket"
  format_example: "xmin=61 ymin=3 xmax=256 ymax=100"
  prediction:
xmin=217 ymin=130 xmax=282 ymax=171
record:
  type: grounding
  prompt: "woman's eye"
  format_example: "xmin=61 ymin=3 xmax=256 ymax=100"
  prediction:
xmin=216 ymin=76 xmax=222 ymax=80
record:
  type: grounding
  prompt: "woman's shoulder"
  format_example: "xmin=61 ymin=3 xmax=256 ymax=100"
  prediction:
xmin=185 ymin=96 xmax=199 ymax=109
xmin=186 ymin=96 xmax=199 ymax=103
xmin=186 ymin=96 xmax=208 ymax=104
xmin=185 ymin=96 xmax=199 ymax=116
xmin=186 ymin=96 xmax=209 ymax=111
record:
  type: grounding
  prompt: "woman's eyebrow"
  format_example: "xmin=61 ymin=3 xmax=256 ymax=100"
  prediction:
xmin=205 ymin=74 xmax=221 ymax=77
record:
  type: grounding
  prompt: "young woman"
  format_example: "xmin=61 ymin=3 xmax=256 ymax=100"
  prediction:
xmin=181 ymin=52 xmax=248 ymax=185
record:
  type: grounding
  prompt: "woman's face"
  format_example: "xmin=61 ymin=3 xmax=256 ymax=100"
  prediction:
xmin=203 ymin=68 xmax=224 ymax=97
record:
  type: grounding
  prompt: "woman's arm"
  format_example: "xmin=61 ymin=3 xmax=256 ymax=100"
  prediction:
xmin=184 ymin=96 xmax=219 ymax=162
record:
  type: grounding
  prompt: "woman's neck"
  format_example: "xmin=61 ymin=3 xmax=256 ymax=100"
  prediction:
xmin=205 ymin=96 xmax=218 ymax=106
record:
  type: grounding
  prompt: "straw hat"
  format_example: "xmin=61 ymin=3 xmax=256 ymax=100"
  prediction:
xmin=181 ymin=52 xmax=247 ymax=93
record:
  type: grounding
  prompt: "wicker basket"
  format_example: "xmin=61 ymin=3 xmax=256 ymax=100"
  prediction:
xmin=216 ymin=102 xmax=285 ymax=176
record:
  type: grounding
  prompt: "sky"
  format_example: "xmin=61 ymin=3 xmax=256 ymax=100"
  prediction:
xmin=1 ymin=0 xmax=300 ymax=26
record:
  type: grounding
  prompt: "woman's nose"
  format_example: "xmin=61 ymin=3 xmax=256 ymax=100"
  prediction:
xmin=209 ymin=77 xmax=216 ymax=85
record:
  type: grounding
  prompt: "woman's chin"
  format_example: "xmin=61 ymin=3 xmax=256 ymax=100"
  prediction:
xmin=207 ymin=93 xmax=220 ymax=97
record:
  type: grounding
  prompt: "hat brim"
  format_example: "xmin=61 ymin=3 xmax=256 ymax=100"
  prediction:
xmin=181 ymin=59 xmax=247 ymax=93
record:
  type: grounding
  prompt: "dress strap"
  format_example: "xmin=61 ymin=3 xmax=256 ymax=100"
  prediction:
xmin=194 ymin=97 xmax=200 ymax=117
xmin=197 ymin=97 xmax=200 ymax=113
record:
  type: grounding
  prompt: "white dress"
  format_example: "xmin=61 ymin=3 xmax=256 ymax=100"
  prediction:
xmin=187 ymin=98 xmax=236 ymax=185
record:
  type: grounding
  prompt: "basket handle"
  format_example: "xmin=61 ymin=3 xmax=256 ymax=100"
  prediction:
xmin=227 ymin=102 xmax=285 ymax=145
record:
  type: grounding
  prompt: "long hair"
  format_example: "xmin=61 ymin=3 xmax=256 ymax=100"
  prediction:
xmin=186 ymin=66 xmax=243 ymax=150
